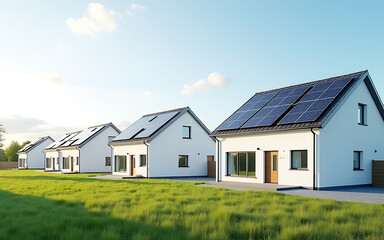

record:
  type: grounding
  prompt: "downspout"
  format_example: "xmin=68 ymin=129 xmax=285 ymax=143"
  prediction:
xmin=76 ymin=147 xmax=81 ymax=173
xmin=143 ymin=141 xmax=149 ymax=179
xmin=311 ymin=128 xmax=316 ymax=190
xmin=213 ymin=137 xmax=220 ymax=182
xmin=108 ymin=143 xmax=113 ymax=174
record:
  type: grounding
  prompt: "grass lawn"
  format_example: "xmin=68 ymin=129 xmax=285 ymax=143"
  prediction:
xmin=0 ymin=170 xmax=383 ymax=240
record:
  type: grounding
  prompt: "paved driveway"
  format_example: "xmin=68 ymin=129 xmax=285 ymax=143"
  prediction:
xmin=280 ymin=187 xmax=384 ymax=204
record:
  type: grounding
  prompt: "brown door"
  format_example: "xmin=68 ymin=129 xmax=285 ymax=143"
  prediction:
xmin=207 ymin=155 xmax=216 ymax=178
xmin=130 ymin=155 xmax=136 ymax=176
xmin=71 ymin=157 xmax=74 ymax=172
xmin=265 ymin=151 xmax=278 ymax=183
xmin=53 ymin=158 xmax=55 ymax=170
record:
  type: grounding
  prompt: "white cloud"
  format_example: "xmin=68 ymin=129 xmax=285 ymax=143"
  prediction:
xmin=130 ymin=4 xmax=147 ymax=10
xmin=181 ymin=72 xmax=228 ymax=95
xmin=66 ymin=3 xmax=118 ymax=35
xmin=143 ymin=90 xmax=152 ymax=96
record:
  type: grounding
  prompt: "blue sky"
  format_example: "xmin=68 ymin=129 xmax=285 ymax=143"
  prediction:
xmin=1 ymin=0 xmax=384 ymax=145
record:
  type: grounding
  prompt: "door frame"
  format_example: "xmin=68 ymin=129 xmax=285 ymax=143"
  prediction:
xmin=130 ymin=155 xmax=136 ymax=176
xmin=265 ymin=151 xmax=278 ymax=184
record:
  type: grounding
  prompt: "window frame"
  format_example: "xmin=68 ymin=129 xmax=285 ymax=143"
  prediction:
xmin=290 ymin=150 xmax=308 ymax=170
xmin=353 ymin=151 xmax=363 ymax=171
xmin=226 ymin=152 xmax=256 ymax=177
xmin=105 ymin=157 xmax=111 ymax=166
xmin=139 ymin=155 xmax=147 ymax=167
xmin=178 ymin=155 xmax=189 ymax=168
xmin=358 ymin=103 xmax=367 ymax=126
xmin=182 ymin=126 xmax=191 ymax=139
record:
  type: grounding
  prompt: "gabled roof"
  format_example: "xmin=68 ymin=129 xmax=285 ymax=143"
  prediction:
xmin=45 ymin=122 xmax=121 ymax=150
xmin=212 ymin=70 xmax=384 ymax=136
xmin=111 ymin=107 xmax=212 ymax=144
xmin=18 ymin=136 xmax=54 ymax=154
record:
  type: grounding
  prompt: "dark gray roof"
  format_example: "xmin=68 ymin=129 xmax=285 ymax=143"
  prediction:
xmin=18 ymin=136 xmax=54 ymax=153
xmin=111 ymin=107 xmax=213 ymax=144
xmin=212 ymin=70 xmax=382 ymax=136
xmin=45 ymin=122 xmax=120 ymax=150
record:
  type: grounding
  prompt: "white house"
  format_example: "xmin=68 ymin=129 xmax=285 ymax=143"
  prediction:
xmin=212 ymin=70 xmax=384 ymax=189
xmin=43 ymin=123 xmax=120 ymax=173
xmin=110 ymin=107 xmax=215 ymax=178
xmin=17 ymin=136 xmax=55 ymax=169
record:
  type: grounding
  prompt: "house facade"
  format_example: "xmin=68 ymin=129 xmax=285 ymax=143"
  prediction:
xmin=17 ymin=136 xmax=55 ymax=169
xmin=110 ymin=107 xmax=215 ymax=178
xmin=43 ymin=123 xmax=120 ymax=173
xmin=212 ymin=71 xmax=384 ymax=189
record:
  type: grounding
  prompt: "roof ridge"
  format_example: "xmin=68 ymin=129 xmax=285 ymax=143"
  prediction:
xmin=88 ymin=122 xmax=111 ymax=128
xmin=142 ymin=106 xmax=189 ymax=117
xmin=252 ymin=70 xmax=367 ymax=96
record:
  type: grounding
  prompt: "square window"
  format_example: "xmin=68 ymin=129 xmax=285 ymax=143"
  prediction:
xmin=353 ymin=151 xmax=362 ymax=170
xmin=105 ymin=157 xmax=111 ymax=166
xmin=182 ymin=126 xmax=191 ymax=139
xmin=140 ymin=155 xmax=147 ymax=167
xmin=178 ymin=155 xmax=189 ymax=167
xmin=291 ymin=150 xmax=308 ymax=169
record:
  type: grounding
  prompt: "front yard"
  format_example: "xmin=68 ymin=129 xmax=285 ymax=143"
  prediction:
xmin=0 ymin=169 xmax=383 ymax=239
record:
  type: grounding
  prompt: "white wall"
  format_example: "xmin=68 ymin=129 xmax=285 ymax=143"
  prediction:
xmin=217 ymin=130 xmax=315 ymax=187
xmin=80 ymin=125 xmax=119 ymax=173
xmin=318 ymin=79 xmax=384 ymax=188
xmin=148 ymin=112 xmax=215 ymax=177
xmin=60 ymin=148 xmax=80 ymax=172
xmin=18 ymin=153 xmax=27 ymax=168
xmin=112 ymin=143 xmax=147 ymax=176
xmin=20 ymin=138 xmax=54 ymax=169
xmin=44 ymin=150 xmax=61 ymax=170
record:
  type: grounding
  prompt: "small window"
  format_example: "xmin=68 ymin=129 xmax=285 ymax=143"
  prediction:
xmin=358 ymin=103 xmax=367 ymax=125
xmin=76 ymin=157 xmax=79 ymax=165
xmin=291 ymin=150 xmax=308 ymax=169
xmin=182 ymin=126 xmax=191 ymax=139
xmin=140 ymin=155 xmax=147 ymax=167
xmin=105 ymin=157 xmax=111 ymax=166
xmin=353 ymin=151 xmax=363 ymax=170
xmin=178 ymin=155 xmax=189 ymax=167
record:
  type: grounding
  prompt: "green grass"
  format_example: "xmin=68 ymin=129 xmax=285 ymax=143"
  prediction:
xmin=0 ymin=170 xmax=383 ymax=239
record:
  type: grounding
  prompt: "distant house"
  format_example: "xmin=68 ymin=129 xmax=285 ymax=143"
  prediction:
xmin=110 ymin=107 xmax=215 ymax=178
xmin=17 ymin=136 xmax=55 ymax=169
xmin=43 ymin=123 xmax=120 ymax=173
xmin=212 ymin=70 xmax=384 ymax=189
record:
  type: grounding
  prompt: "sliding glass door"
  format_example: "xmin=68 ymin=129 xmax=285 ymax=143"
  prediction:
xmin=227 ymin=152 xmax=256 ymax=177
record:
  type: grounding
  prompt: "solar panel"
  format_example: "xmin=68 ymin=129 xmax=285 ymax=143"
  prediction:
xmin=215 ymin=92 xmax=278 ymax=130
xmin=241 ymin=86 xmax=309 ymax=128
xmin=113 ymin=111 xmax=180 ymax=141
xmin=278 ymin=77 xmax=353 ymax=125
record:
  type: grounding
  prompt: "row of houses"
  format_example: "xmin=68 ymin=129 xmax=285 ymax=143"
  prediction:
xmin=17 ymin=70 xmax=384 ymax=189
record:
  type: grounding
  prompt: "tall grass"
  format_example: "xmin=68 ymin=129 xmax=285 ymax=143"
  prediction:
xmin=0 ymin=169 xmax=383 ymax=239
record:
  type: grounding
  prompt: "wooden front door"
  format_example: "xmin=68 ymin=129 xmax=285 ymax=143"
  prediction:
xmin=265 ymin=151 xmax=278 ymax=183
xmin=207 ymin=155 xmax=216 ymax=178
xmin=130 ymin=155 xmax=136 ymax=176
xmin=53 ymin=158 xmax=55 ymax=170
xmin=71 ymin=157 xmax=74 ymax=172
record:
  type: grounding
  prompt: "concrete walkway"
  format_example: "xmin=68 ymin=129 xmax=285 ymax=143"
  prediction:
xmin=199 ymin=181 xmax=301 ymax=191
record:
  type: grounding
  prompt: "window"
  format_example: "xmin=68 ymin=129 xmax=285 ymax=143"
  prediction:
xmin=115 ymin=156 xmax=127 ymax=172
xmin=105 ymin=157 xmax=111 ymax=166
xmin=182 ymin=126 xmax=191 ymax=139
xmin=46 ymin=158 xmax=51 ymax=168
xmin=63 ymin=157 xmax=70 ymax=169
xmin=227 ymin=152 xmax=256 ymax=177
xmin=76 ymin=157 xmax=79 ymax=165
xmin=140 ymin=155 xmax=147 ymax=167
xmin=358 ymin=103 xmax=367 ymax=125
xmin=56 ymin=158 xmax=59 ymax=164
xmin=291 ymin=150 xmax=308 ymax=169
xmin=353 ymin=151 xmax=363 ymax=170
xmin=178 ymin=155 xmax=189 ymax=167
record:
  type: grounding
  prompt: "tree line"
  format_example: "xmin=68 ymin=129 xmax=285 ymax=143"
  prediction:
xmin=0 ymin=124 xmax=31 ymax=162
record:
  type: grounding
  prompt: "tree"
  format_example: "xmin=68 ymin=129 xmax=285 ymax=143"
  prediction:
xmin=0 ymin=124 xmax=5 ymax=148
xmin=4 ymin=141 xmax=21 ymax=162
xmin=0 ymin=149 xmax=7 ymax=161
xmin=21 ymin=141 xmax=31 ymax=148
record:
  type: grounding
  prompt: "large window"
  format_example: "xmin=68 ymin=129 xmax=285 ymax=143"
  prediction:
xmin=46 ymin=158 xmax=51 ymax=168
xmin=115 ymin=156 xmax=126 ymax=172
xmin=63 ymin=157 xmax=70 ymax=169
xmin=105 ymin=157 xmax=111 ymax=166
xmin=140 ymin=155 xmax=147 ymax=167
xmin=178 ymin=155 xmax=189 ymax=167
xmin=291 ymin=150 xmax=308 ymax=169
xmin=358 ymin=103 xmax=367 ymax=125
xmin=227 ymin=152 xmax=256 ymax=177
xmin=182 ymin=126 xmax=191 ymax=139
xmin=353 ymin=151 xmax=363 ymax=170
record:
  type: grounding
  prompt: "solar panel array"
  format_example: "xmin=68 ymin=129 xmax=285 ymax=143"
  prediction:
xmin=19 ymin=137 xmax=48 ymax=152
xmin=215 ymin=76 xmax=355 ymax=131
xmin=112 ymin=111 xmax=180 ymax=141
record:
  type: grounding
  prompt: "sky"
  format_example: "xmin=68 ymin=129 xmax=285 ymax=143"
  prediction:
xmin=1 ymin=0 xmax=384 ymax=146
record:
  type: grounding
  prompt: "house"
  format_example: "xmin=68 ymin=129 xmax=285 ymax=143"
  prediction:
xmin=17 ymin=136 xmax=55 ymax=169
xmin=211 ymin=70 xmax=384 ymax=189
xmin=110 ymin=107 xmax=215 ymax=178
xmin=43 ymin=123 xmax=121 ymax=173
